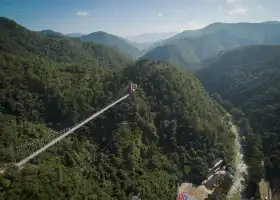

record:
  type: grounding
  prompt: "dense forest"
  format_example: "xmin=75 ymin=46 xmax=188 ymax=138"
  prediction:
xmin=0 ymin=17 xmax=236 ymax=199
xmin=197 ymin=45 xmax=280 ymax=186
xmin=0 ymin=17 xmax=131 ymax=70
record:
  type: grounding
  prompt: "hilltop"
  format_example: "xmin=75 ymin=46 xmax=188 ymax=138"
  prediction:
xmin=38 ymin=29 xmax=64 ymax=37
xmin=81 ymin=31 xmax=142 ymax=59
xmin=0 ymin=17 xmax=131 ymax=69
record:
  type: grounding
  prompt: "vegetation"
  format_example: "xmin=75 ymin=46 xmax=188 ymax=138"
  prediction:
xmin=197 ymin=45 xmax=280 ymax=189
xmin=38 ymin=30 xmax=64 ymax=37
xmin=81 ymin=31 xmax=142 ymax=59
xmin=143 ymin=21 xmax=280 ymax=71
xmin=0 ymin=18 xmax=236 ymax=199
xmin=0 ymin=17 xmax=132 ymax=70
xmin=140 ymin=44 xmax=198 ymax=71
xmin=141 ymin=30 xmax=253 ymax=68
xmin=166 ymin=21 xmax=280 ymax=44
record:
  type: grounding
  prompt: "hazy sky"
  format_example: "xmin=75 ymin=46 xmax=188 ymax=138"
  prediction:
xmin=1 ymin=0 xmax=279 ymax=36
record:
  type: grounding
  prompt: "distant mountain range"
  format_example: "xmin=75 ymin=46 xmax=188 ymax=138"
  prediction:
xmin=140 ymin=44 xmax=195 ymax=70
xmin=32 ymin=20 xmax=280 ymax=69
xmin=37 ymin=30 xmax=144 ymax=59
xmin=0 ymin=17 xmax=131 ymax=69
xmin=81 ymin=31 xmax=143 ymax=59
xmin=125 ymin=32 xmax=177 ymax=43
xmin=141 ymin=21 xmax=280 ymax=70
xmin=66 ymin=33 xmax=85 ymax=37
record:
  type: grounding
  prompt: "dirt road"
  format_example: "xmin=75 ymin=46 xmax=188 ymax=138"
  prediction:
xmin=178 ymin=183 xmax=212 ymax=200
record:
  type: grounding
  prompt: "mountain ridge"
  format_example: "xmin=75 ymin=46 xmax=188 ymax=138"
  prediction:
xmin=166 ymin=21 xmax=280 ymax=43
xmin=142 ymin=21 xmax=280 ymax=71
xmin=141 ymin=30 xmax=257 ymax=70
xmin=81 ymin=31 xmax=143 ymax=59
xmin=197 ymin=44 xmax=280 ymax=185
xmin=38 ymin=29 xmax=64 ymax=37
xmin=0 ymin=17 xmax=131 ymax=69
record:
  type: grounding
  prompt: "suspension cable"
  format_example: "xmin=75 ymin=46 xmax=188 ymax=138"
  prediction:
xmin=14 ymin=84 xmax=135 ymax=168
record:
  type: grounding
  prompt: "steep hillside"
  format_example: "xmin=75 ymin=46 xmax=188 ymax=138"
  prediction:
xmin=197 ymin=45 xmax=280 ymax=181
xmin=141 ymin=30 xmax=253 ymax=70
xmin=81 ymin=31 xmax=142 ymax=59
xmin=0 ymin=17 xmax=131 ymax=69
xmin=139 ymin=44 xmax=197 ymax=70
xmin=0 ymin=17 xmax=236 ymax=200
xmin=176 ymin=30 xmax=254 ymax=61
xmin=0 ymin=36 xmax=235 ymax=200
xmin=143 ymin=21 xmax=280 ymax=71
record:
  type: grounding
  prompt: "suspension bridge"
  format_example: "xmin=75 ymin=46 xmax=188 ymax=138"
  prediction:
xmin=0 ymin=82 xmax=248 ymax=200
xmin=1 ymin=83 xmax=137 ymax=172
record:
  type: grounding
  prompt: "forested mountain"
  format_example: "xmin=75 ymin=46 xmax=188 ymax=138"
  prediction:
xmin=81 ymin=31 xmax=142 ymax=59
xmin=0 ymin=17 xmax=131 ymax=70
xmin=0 ymin=17 xmax=236 ymax=200
xmin=197 ymin=45 xmax=280 ymax=182
xmin=165 ymin=21 xmax=280 ymax=45
xmin=140 ymin=45 xmax=196 ymax=70
xmin=38 ymin=29 xmax=64 ymax=37
xmin=141 ymin=30 xmax=254 ymax=70
xmin=143 ymin=21 xmax=280 ymax=70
